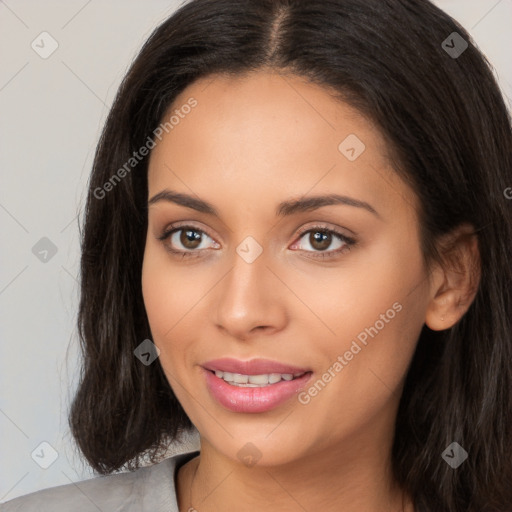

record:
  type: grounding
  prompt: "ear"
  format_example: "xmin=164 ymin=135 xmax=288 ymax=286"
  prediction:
xmin=424 ymin=223 xmax=481 ymax=331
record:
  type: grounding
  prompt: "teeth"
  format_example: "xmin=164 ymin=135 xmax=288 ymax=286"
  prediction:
xmin=268 ymin=373 xmax=282 ymax=384
xmin=223 ymin=371 xmax=234 ymax=381
xmin=233 ymin=373 xmax=248 ymax=384
xmin=248 ymin=374 xmax=268 ymax=385
xmin=212 ymin=370 xmax=305 ymax=387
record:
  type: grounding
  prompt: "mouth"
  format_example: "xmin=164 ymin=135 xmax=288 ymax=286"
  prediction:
xmin=201 ymin=358 xmax=313 ymax=413
xmin=208 ymin=369 xmax=308 ymax=387
xmin=202 ymin=357 xmax=310 ymax=376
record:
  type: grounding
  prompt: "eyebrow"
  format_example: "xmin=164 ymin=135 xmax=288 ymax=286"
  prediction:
xmin=148 ymin=189 xmax=380 ymax=219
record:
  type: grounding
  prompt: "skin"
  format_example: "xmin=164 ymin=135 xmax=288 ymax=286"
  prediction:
xmin=142 ymin=69 xmax=480 ymax=512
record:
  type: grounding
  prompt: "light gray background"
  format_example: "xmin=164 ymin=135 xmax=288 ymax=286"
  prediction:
xmin=1 ymin=0 xmax=511 ymax=502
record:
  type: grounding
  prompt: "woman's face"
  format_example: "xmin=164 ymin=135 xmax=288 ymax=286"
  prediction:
xmin=142 ymin=70 xmax=433 ymax=466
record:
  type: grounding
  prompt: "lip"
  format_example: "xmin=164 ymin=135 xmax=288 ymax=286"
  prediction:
xmin=202 ymin=357 xmax=310 ymax=375
xmin=201 ymin=358 xmax=313 ymax=413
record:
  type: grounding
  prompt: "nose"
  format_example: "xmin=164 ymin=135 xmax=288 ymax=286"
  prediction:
xmin=213 ymin=247 xmax=288 ymax=342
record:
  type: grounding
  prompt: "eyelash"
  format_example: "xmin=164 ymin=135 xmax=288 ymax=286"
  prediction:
xmin=157 ymin=223 xmax=356 ymax=260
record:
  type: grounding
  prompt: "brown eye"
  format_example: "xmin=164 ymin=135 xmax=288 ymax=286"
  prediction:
xmin=309 ymin=230 xmax=332 ymax=251
xmin=290 ymin=226 xmax=356 ymax=260
xmin=296 ymin=229 xmax=346 ymax=253
xmin=158 ymin=225 xmax=220 ymax=257
xmin=180 ymin=228 xmax=202 ymax=249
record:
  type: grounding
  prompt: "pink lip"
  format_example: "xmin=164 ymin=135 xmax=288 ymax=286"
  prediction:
xmin=202 ymin=357 xmax=310 ymax=375
xmin=201 ymin=358 xmax=313 ymax=413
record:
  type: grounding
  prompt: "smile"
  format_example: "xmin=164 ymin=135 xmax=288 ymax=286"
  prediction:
xmin=213 ymin=370 xmax=306 ymax=387
xmin=202 ymin=367 xmax=313 ymax=413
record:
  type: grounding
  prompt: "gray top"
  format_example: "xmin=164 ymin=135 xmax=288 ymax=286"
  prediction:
xmin=0 ymin=449 xmax=200 ymax=512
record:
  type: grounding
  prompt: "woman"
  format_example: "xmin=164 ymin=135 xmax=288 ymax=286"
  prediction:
xmin=2 ymin=0 xmax=511 ymax=511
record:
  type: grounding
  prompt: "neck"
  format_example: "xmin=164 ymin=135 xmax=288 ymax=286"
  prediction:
xmin=177 ymin=420 xmax=414 ymax=512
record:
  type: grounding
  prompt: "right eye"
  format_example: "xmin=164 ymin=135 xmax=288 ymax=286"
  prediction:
xmin=158 ymin=224 xmax=220 ymax=257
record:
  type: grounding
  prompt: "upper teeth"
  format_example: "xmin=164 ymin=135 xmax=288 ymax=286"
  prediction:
xmin=214 ymin=370 xmax=305 ymax=387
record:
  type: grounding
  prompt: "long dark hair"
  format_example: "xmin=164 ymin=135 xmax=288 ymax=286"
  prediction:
xmin=70 ymin=1 xmax=512 ymax=510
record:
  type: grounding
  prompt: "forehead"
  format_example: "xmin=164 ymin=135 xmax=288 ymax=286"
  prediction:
xmin=151 ymin=69 xmax=384 ymax=159
xmin=147 ymin=70 xmax=416 ymax=218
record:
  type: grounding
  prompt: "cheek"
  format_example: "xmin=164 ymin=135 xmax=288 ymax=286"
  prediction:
xmin=296 ymin=226 xmax=427 ymax=379
xmin=291 ymin=226 xmax=426 ymax=345
xmin=142 ymin=252 xmax=173 ymax=340
xmin=141 ymin=244 xmax=194 ymax=352
xmin=141 ymin=241 xmax=220 ymax=378
xmin=318 ymin=235 xmax=427 ymax=405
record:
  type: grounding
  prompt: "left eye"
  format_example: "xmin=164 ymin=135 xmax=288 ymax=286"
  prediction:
xmin=291 ymin=228 xmax=353 ymax=254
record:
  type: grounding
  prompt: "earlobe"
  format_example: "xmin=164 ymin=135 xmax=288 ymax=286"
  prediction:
xmin=424 ymin=224 xmax=481 ymax=331
xmin=425 ymin=291 xmax=458 ymax=331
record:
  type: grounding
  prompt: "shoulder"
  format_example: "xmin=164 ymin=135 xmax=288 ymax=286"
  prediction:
xmin=0 ymin=450 xmax=199 ymax=512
